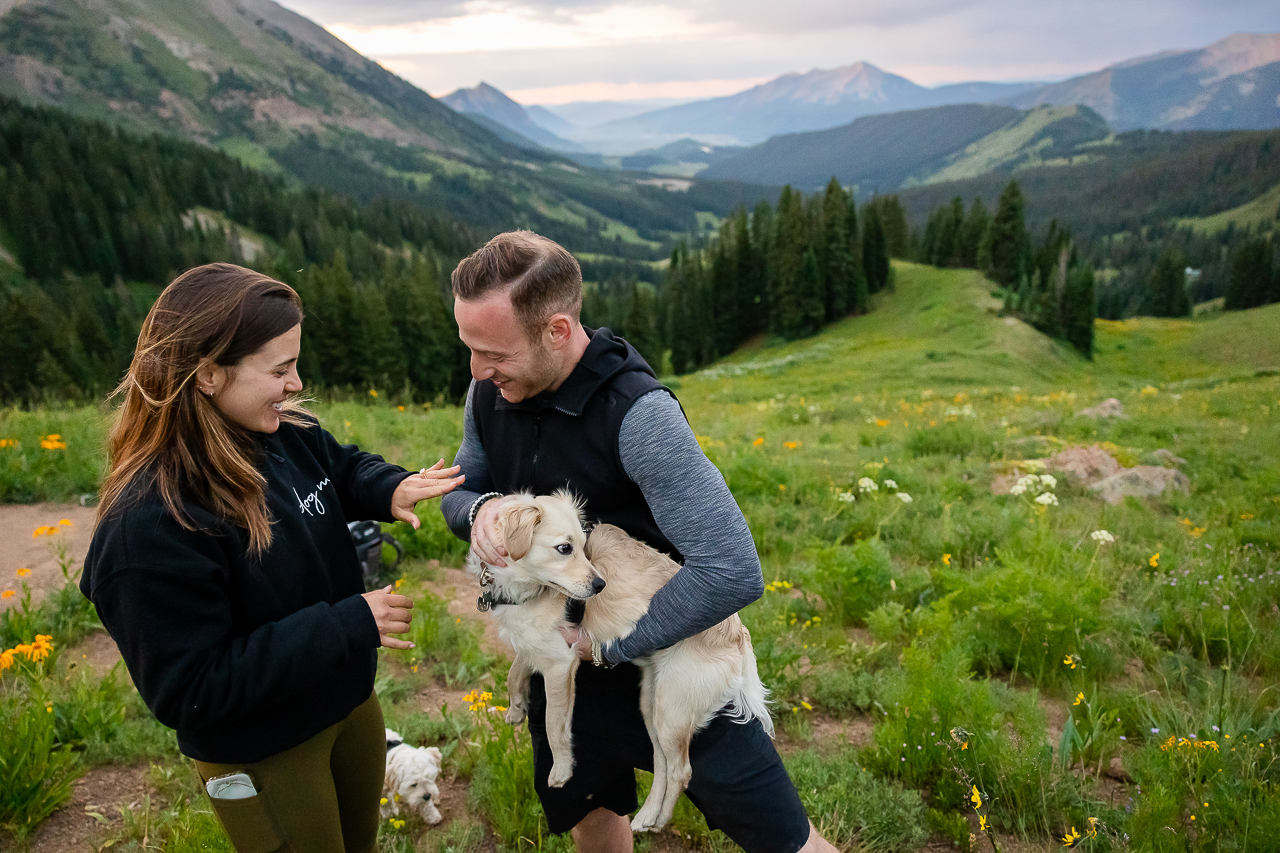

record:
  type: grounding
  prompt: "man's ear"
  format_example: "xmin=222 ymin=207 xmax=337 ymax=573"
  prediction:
xmin=545 ymin=313 xmax=575 ymax=351
xmin=498 ymin=502 xmax=543 ymax=561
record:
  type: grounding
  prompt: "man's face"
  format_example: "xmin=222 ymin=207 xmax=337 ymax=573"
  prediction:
xmin=455 ymin=291 xmax=558 ymax=403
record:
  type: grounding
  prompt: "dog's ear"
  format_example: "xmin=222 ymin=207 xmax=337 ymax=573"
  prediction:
xmin=498 ymin=502 xmax=543 ymax=561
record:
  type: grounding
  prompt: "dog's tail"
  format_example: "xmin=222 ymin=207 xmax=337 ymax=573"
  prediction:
xmin=722 ymin=626 xmax=775 ymax=738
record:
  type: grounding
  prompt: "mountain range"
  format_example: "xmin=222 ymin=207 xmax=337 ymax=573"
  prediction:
xmin=0 ymin=0 xmax=764 ymax=257
xmin=438 ymin=32 xmax=1280 ymax=159
xmin=700 ymin=104 xmax=1112 ymax=192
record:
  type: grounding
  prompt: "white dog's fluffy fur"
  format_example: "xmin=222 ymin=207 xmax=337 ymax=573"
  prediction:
xmin=466 ymin=492 xmax=771 ymax=833
xmin=382 ymin=728 xmax=443 ymax=825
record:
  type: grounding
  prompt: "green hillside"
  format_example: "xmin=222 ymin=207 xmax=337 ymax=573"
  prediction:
xmin=6 ymin=262 xmax=1280 ymax=850
xmin=0 ymin=0 xmax=765 ymax=257
xmin=1178 ymin=180 xmax=1280 ymax=235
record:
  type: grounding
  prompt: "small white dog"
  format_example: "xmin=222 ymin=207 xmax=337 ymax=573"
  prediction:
xmin=467 ymin=492 xmax=771 ymax=833
xmin=383 ymin=728 xmax=443 ymax=825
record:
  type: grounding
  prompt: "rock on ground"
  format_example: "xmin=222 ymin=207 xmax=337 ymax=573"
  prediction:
xmin=1045 ymin=445 xmax=1123 ymax=483
xmin=1090 ymin=466 xmax=1191 ymax=505
xmin=1076 ymin=398 xmax=1127 ymax=419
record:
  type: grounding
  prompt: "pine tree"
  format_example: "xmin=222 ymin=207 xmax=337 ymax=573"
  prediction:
xmin=819 ymin=178 xmax=854 ymax=320
xmin=862 ymin=207 xmax=890 ymax=294
xmin=1063 ymin=263 xmax=1096 ymax=358
xmin=986 ymin=180 xmax=1030 ymax=288
xmin=1224 ymin=238 xmax=1275 ymax=310
xmin=1145 ymin=249 xmax=1191 ymax=317
xmin=622 ymin=282 xmax=662 ymax=370
xmin=956 ymin=197 xmax=989 ymax=269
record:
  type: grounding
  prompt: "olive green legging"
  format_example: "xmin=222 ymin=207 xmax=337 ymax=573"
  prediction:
xmin=194 ymin=692 xmax=385 ymax=853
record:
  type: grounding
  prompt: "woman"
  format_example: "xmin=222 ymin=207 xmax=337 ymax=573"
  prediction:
xmin=81 ymin=263 xmax=463 ymax=853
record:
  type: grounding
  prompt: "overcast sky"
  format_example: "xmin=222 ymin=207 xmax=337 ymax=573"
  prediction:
xmin=276 ymin=0 xmax=1279 ymax=104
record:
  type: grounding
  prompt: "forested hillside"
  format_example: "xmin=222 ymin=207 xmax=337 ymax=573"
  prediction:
xmin=0 ymin=96 xmax=471 ymax=403
xmin=0 ymin=0 xmax=767 ymax=262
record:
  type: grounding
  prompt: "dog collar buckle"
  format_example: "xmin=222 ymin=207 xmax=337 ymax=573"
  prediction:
xmin=476 ymin=594 xmax=492 ymax=612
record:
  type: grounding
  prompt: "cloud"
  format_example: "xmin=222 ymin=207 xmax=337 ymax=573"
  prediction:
xmin=328 ymin=2 xmax=727 ymax=55
xmin=282 ymin=0 xmax=1280 ymax=98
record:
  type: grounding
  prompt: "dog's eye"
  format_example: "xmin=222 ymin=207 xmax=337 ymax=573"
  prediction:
xmin=408 ymin=782 xmax=417 ymax=788
xmin=556 ymin=543 xmax=573 ymax=556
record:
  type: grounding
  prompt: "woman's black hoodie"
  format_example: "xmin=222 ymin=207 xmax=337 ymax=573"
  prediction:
xmin=81 ymin=419 xmax=413 ymax=763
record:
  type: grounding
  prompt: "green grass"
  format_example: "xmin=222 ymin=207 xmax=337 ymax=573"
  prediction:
xmin=6 ymin=261 xmax=1280 ymax=849
xmin=1178 ymin=179 xmax=1280 ymax=235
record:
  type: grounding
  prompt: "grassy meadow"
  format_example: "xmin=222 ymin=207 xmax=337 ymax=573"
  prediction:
xmin=3 ymin=261 xmax=1280 ymax=851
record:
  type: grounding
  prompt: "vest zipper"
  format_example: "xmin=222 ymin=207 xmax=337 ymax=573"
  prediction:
xmin=531 ymin=413 xmax=541 ymax=486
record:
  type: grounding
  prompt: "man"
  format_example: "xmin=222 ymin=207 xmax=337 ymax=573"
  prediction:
xmin=441 ymin=231 xmax=837 ymax=853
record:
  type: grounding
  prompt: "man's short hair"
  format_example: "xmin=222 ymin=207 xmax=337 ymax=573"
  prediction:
xmin=451 ymin=231 xmax=583 ymax=339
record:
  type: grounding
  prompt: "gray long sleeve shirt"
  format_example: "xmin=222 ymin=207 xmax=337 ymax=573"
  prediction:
xmin=441 ymin=382 xmax=763 ymax=664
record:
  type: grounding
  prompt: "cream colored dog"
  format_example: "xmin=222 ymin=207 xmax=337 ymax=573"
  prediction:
xmin=383 ymin=728 xmax=443 ymax=825
xmin=467 ymin=492 xmax=772 ymax=833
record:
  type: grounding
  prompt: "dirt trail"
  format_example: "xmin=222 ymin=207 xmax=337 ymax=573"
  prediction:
xmin=0 ymin=502 xmax=97 ymax=611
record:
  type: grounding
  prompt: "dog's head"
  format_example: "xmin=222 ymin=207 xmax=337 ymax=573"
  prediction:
xmin=385 ymin=741 xmax=443 ymax=825
xmin=494 ymin=491 xmax=604 ymax=600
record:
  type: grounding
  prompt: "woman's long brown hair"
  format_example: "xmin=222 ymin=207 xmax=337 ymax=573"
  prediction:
xmin=97 ymin=264 xmax=309 ymax=554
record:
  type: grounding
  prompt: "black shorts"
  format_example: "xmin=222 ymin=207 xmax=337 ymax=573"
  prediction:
xmin=526 ymin=664 xmax=811 ymax=853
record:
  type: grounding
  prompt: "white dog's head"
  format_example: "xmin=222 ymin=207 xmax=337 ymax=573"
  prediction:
xmin=471 ymin=491 xmax=604 ymax=601
xmin=383 ymin=728 xmax=443 ymax=825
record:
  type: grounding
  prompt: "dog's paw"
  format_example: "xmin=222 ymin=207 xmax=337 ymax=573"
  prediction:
xmin=505 ymin=704 xmax=527 ymax=725
xmin=630 ymin=812 xmax=662 ymax=833
xmin=546 ymin=761 xmax=575 ymax=788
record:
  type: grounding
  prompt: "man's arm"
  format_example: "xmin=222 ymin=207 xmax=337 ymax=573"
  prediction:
xmin=441 ymin=381 xmax=495 ymax=540
xmin=603 ymin=390 xmax=764 ymax=664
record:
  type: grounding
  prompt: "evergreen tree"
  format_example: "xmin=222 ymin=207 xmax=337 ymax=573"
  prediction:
xmin=862 ymin=207 xmax=890 ymax=294
xmin=795 ymin=248 xmax=825 ymax=338
xmin=1224 ymin=238 xmax=1275 ymax=310
xmin=819 ymin=178 xmax=854 ymax=320
xmin=956 ymin=197 xmax=989 ymax=269
xmin=1063 ymin=263 xmax=1096 ymax=358
xmin=622 ymin=283 xmax=662 ymax=370
xmin=986 ymin=180 xmax=1030 ymax=288
xmin=1145 ymin=248 xmax=1191 ymax=317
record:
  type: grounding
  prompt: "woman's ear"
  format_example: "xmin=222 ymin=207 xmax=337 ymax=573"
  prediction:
xmin=194 ymin=361 xmax=225 ymax=398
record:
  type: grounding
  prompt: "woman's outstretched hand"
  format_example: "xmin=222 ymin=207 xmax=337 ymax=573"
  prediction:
xmin=362 ymin=585 xmax=415 ymax=650
xmin=391 ymin=459 xmax=464 ymax=528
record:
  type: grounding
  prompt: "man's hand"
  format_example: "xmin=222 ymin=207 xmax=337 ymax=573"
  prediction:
xmin=391 ymin=460 xmax=464 ymax=528
xmin=559 ymin=625 xmax=594 ymax=662
xmin=362 ymin=585 xmax=415 ymax=650
xmin=471 ymin=494 xmax=516 ymax=567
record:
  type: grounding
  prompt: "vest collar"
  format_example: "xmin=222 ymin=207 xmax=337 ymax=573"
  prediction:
xmin=492 ymin=328 xmax=652 ymax=417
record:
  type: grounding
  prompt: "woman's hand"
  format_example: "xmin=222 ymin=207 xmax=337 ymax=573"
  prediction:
xmin=391 ymin=460 xmax=464 ymax=528
xmin=362 ymin=585 xmax=415 ymax=650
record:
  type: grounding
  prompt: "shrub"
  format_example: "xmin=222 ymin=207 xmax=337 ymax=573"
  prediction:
xmin=786 ymin=747 xmax=929 ymax=851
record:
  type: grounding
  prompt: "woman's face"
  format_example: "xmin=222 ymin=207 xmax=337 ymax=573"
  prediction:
xmin=212 ymin=324 xmax=304 ymax=433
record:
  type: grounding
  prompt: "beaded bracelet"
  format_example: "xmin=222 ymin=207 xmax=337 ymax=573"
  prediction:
xmin=467 ymin=492 xmax=502 ymax=528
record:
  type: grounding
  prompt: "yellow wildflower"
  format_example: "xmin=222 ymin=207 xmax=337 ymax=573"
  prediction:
xmin=874 ymin=418 xmax=890 ymax=428
xmin=59 ymin=519 xmax=72 ymax=527
xmin=783 ymin=441 xmax=800 ymax=449
xmin=969 ymin=785 xmax=984 ymax=811
xmin=942 ymin=554 xmax=952 ymax=566
xmin=0 ymin=438 xmax=17 ymax=448
xmin=1149 ymin=553 xmax=1160 ymax=568
xmin=752 ymin=437 xmax=764 ymax=446
xmin=978 ymin=815 xmax=988 ymax=832
xmin=369 ymin=389 xmax=379 ymax=398
xmin=1063 ymin=653 xmax=1079 ymax=669
xmin=800 ymin=701 xmax=813 ymax=711
xmin=16 ymin=568 xmax=31 ymax=578
xmin=1063 ymin=826 xmax=1081 ymax=846
xmin=396 ymin=405 xmax=405 ymax=412
xmin=45 ymin=701 xmax=53 ymax=714
xmin=1073 ymin=692 xmax=1085 ymax=706
xmin=1 ymin=590 xmax=14 ymax=600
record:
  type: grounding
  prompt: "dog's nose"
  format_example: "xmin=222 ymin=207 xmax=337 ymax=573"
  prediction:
xmin=591 ymin=575 xmax=606 ymax=593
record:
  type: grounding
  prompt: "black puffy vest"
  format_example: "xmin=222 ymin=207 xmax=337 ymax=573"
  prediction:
xmin=472 ymin=327 xmax=683 ymax=563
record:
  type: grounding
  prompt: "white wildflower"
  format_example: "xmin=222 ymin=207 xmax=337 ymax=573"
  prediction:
xmin=883 ymin=479 xmax=898 ymax=490
xmin=1034 ymin=492 xmax=1059 ymax=506
xmin=1090 ymin=530 xmax=1116 ymax=544
xmin=1009 ymin=482 xmax=1028 ymax=496
xmin=896 ymin=492 xmax=913 ymax=504
xmin=858 ymin=477 xmax=878 ymax=493
xmin=1038 ymin=474 xmax=1057 ymax=489
xmin=836 ymin=491 xmax=856 ymax=503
